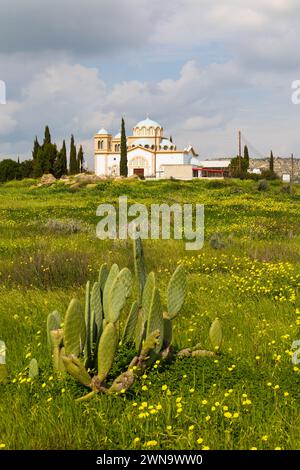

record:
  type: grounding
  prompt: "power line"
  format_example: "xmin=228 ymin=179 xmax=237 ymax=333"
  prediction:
xmin=240 ymin=132 xmax=266 ymax=159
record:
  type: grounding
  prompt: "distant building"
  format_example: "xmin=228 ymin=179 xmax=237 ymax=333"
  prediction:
xmin=94 ymin=117 xmax=199 ymax=178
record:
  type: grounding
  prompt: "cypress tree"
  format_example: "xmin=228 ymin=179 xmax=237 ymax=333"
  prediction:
xmin=77 ymin=145 xmax=84 ymax=173
xmin=33 ymin=147 xmax=44 ymax=177
xmin=32 ymin=136 xmax=40 ymax=161
xmin=120 ymin=117 xmax=128 ymax=177
xmin=270 ymin=150 xmax=274 ymax=173
xmin=69 ymin=135 xmax=77 ymax=175
xmin=54 ymin=140 xmax=67 ymax=178
xmin=43 ymin=125 xmax=51 ymax=145
xmin=243 ymin=145 xmax=249 ymax=172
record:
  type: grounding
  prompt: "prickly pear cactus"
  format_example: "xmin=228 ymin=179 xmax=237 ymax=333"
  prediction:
xmin=142 ymin=272 xmax=155 ymax=321
xmin=133 ymin=237 xmax=147 ymax=304
xmin=97 ymin=322 xmax=118 ymax=382
xmin=84 ymin=281 xmax=92 ymax=367
xmin=122 ymin=301 xmax=139 ymax=344
xmin=209 ymin=318 xmax=222 ymax=352
xmin=167 ymin=265 xmax=186 ymax=319
xmin=91 ymin=281 xmax=103 ymax=340
xmin=64 ymin=299 xmax=86 ymax=357
xmin=98 ymin=263 xmax=109 ymax=294
xmin=163 ymin=314 xmax=172 ymax=347
xmin=29 ymin=358 xmax=39 ymax=379
xmin=47 ymin=310 xmax=61 ymax=350
xmin=103 ymin=264 xmax=119 ymax=318
xmin=146 ymin=287 xmax=164 ymax=353
xmin=0 ymin=340 xmax=8 ymax=383
xmin=108 ymin=268 xmax=132 ymax=323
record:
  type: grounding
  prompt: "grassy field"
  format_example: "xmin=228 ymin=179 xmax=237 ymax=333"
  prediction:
xmin=1 ymin=177 xmax=300 ymax=450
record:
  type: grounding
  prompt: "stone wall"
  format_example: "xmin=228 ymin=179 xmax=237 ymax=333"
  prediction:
xmin=249 ymin=157 xmax=300 ymax=179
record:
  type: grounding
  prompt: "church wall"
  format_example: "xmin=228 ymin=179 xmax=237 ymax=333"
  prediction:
xmin=95 ymin=155 xmax=107 ymax=176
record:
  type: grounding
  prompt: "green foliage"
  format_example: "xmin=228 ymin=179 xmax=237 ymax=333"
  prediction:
xmin=78 ymin=145 xmax=84 ymax=173
xmin=0 ymin=159 xmax=21 ymax=183
xmin=54 ymin=140 xmax=67 ymax=178
xmin=258 ymin=179 xmax=268 ymax=191
xmin=270 ymin=150 xmax=274 ymax=172
xmin=229 ymin=155 xmax=249 ymax=179
xmin=69 ymin=134 xmax=77 ymax=175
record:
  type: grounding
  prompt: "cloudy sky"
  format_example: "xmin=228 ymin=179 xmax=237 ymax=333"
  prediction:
xmin=1 ymin=0 xmax=300 ymax=167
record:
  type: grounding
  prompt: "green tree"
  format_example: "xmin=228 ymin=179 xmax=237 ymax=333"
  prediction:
xmin=77 ymin=145 xmax=84 ymax=173
xmin=244 ymin=145 xmax=250 ymax=170
xmin=0 ymin=159 xmax=21 ymax=182
xmin=270 ymin=150 xmax=274 ymax=173
xmin=43 ymin=142 xmax=57 ymax=174
xmin=32 ymin=136 xmax=40 ymax=162
xmin=54 ymin=140 xmax=67 ymax=178
xmin=69 ymin=135 xmax=77 ymax=175
xmin=33 ymin=147 xmax=44 ymax=177
xmin=120 ymin=117 xmax=128 ymax=177
xmin=19 ymin=160 xmax=34 ymax=179
xmin=229 ymin=155 xmax=248 ymax=178
xmin=43 ymin=125 xmax=51 ymax=146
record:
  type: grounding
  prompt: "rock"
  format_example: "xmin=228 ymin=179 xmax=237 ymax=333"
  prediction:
xmin=40 ymin=174 xmax=56 ymax=185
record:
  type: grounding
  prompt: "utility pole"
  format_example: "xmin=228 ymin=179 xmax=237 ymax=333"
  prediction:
xmin=291 ymin=153 xmax=294 ymax=183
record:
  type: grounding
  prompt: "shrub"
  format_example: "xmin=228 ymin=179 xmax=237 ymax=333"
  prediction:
xmin=257 ymin=179 xmax=268 ymax=191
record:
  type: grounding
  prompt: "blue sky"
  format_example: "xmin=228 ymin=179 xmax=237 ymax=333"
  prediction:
xmin=0 ymin=0 xmax=300 ymax=168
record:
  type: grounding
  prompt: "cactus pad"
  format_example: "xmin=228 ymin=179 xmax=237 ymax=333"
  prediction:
xmin=64 ymin=299 xmax=86 ymax=357
xmin=167 ymin=265 xmax=186 ymax=319
xmin=47 ymin=310 xmax=61 ymax=350
xmin=103 ymin=264 xmax=120 ymax=318
xmin=209 ymin=318 xmax=222 ymax=351
xmin=91 ymin=281 xmax=103 ymax=339
xmin=122 ymin=301 xmax=139 ymax=344
xmin=142 ymin=272 xmax=155 ymax=321
xmin=133 ymin=237 xmax=147 ymax=303
xmin=97 ymin=322 xmax=118 ymax=382
xmin=98 ymin=263 xmax=109 ymax=294
xmin=146 ymin=287 xmax=164 ymax=353
xmin=108 ymin=268 xmax=132 ymax=323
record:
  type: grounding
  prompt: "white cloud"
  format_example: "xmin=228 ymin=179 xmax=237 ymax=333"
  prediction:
xmin=1 ymin=0 xmax=300 ymax=164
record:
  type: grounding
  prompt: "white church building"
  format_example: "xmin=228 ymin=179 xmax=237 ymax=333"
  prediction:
xmin=94 ymin=117 xmax=200 ymax=178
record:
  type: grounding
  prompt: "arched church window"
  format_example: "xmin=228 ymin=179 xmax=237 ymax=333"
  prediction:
xmin=164 ymin=145 xmax=168 ymax=150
